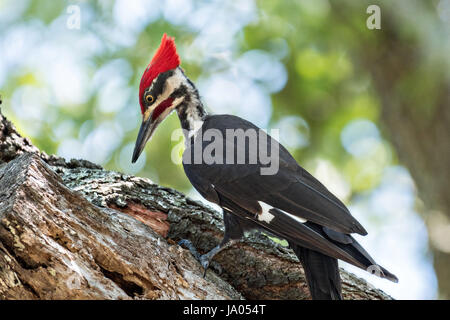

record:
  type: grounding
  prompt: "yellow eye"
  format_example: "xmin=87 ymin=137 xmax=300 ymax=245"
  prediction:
xmin=145 ymin=94 xmax=154 ymax=104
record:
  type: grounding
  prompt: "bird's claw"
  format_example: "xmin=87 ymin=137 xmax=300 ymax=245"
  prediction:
xmin=199 ymin=255 xmax=210 ymax=278
xmin=178 ymin=239 xmax=211 ymax=277
xmin=178 ymin=239 xmax=201 ymax=260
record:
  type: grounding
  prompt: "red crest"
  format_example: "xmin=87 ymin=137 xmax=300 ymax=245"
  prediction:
xmin=139 ymin=34 xmax=181 ymax=113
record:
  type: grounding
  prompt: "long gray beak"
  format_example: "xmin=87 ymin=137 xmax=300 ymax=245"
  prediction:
xmin=131 ymin=116 xmax=159 ymax=163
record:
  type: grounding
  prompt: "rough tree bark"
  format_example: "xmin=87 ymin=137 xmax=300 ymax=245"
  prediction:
xmin=0 ymin=110 xmax=392 ymax=300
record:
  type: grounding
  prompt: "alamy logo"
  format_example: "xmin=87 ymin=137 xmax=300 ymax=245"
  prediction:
xmin=366 ymin=5 xmax=381 ymax=30
xmin=171 ymin=128 xmax=280 ymax=176
xmin=66 ymin=5 xmax=81 ymax=30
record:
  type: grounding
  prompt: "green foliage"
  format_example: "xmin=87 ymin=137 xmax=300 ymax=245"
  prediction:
xmin=0 ymin=0 xmax=443 ymax=198
xmin=1 ymin=0 xmax=445 ymax=299
xmin=0 ymin=0 xmax=440 ymax=196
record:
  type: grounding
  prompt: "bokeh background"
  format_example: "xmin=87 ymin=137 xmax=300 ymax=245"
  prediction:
xmin=1 ymin=0 xmax=449 ymax=299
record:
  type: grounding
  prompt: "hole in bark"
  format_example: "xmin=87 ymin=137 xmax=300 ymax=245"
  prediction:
xmin=97 ymin=265 xmax=144 ymax=297
xmin=0 ymin=239 xmax=45 ymax=270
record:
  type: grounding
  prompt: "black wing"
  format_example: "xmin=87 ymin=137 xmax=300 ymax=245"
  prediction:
xmin=183 ymin=114 xmax=367 ymax=235
xmin=183 ymin=115 xmax=398 ymax=282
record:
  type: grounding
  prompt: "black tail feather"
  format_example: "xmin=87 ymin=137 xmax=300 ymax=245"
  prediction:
xmin=291 ymin=243 xmax=342 ymax=300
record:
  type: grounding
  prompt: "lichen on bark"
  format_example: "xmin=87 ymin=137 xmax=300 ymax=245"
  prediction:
xmin=0 ymin=110 xmax=392 ymax=300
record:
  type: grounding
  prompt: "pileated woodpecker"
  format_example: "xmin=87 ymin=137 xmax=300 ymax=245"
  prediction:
xmin=132 ymin=34 xmax=398 ymax=300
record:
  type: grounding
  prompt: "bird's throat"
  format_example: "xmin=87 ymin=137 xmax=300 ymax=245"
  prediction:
xmin=176 ymin=76 xmax=207 ymax=139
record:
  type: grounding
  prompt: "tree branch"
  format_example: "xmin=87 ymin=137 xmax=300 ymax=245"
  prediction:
xmin=0 ymin=110 xmax=392 ymax=300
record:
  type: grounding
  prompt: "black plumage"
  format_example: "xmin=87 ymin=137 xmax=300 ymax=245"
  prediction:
xmin=132 ymin=63 xmax=398 ymax=300
xmin=181 ymin=114 xmax=398 ymax=299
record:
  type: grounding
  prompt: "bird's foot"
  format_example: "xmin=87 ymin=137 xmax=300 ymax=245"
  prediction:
xmin=178 ymin=239 xmax=214 ymax=277
xmin=178 ymin=239 xmax=201 ymax=260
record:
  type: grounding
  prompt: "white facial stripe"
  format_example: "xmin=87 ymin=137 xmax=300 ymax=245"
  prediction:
xmin=165 ymin=69 xmax=184 ymax=94
xmin=171 ymin=96 xmax=185 ymax=109
xmin=148 ymin=69 xmax=185 ymax=115
xmin=257 ymin=201 xmax=307 ymax=224
xmin=157 ymin=96 xmax=185 ymax=120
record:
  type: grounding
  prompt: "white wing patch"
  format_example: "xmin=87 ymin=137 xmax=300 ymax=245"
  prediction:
xmin=257 ymin=201 xmax=307 ymax=224
xmin=257 ymin=201 xmax=275 ymax=223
